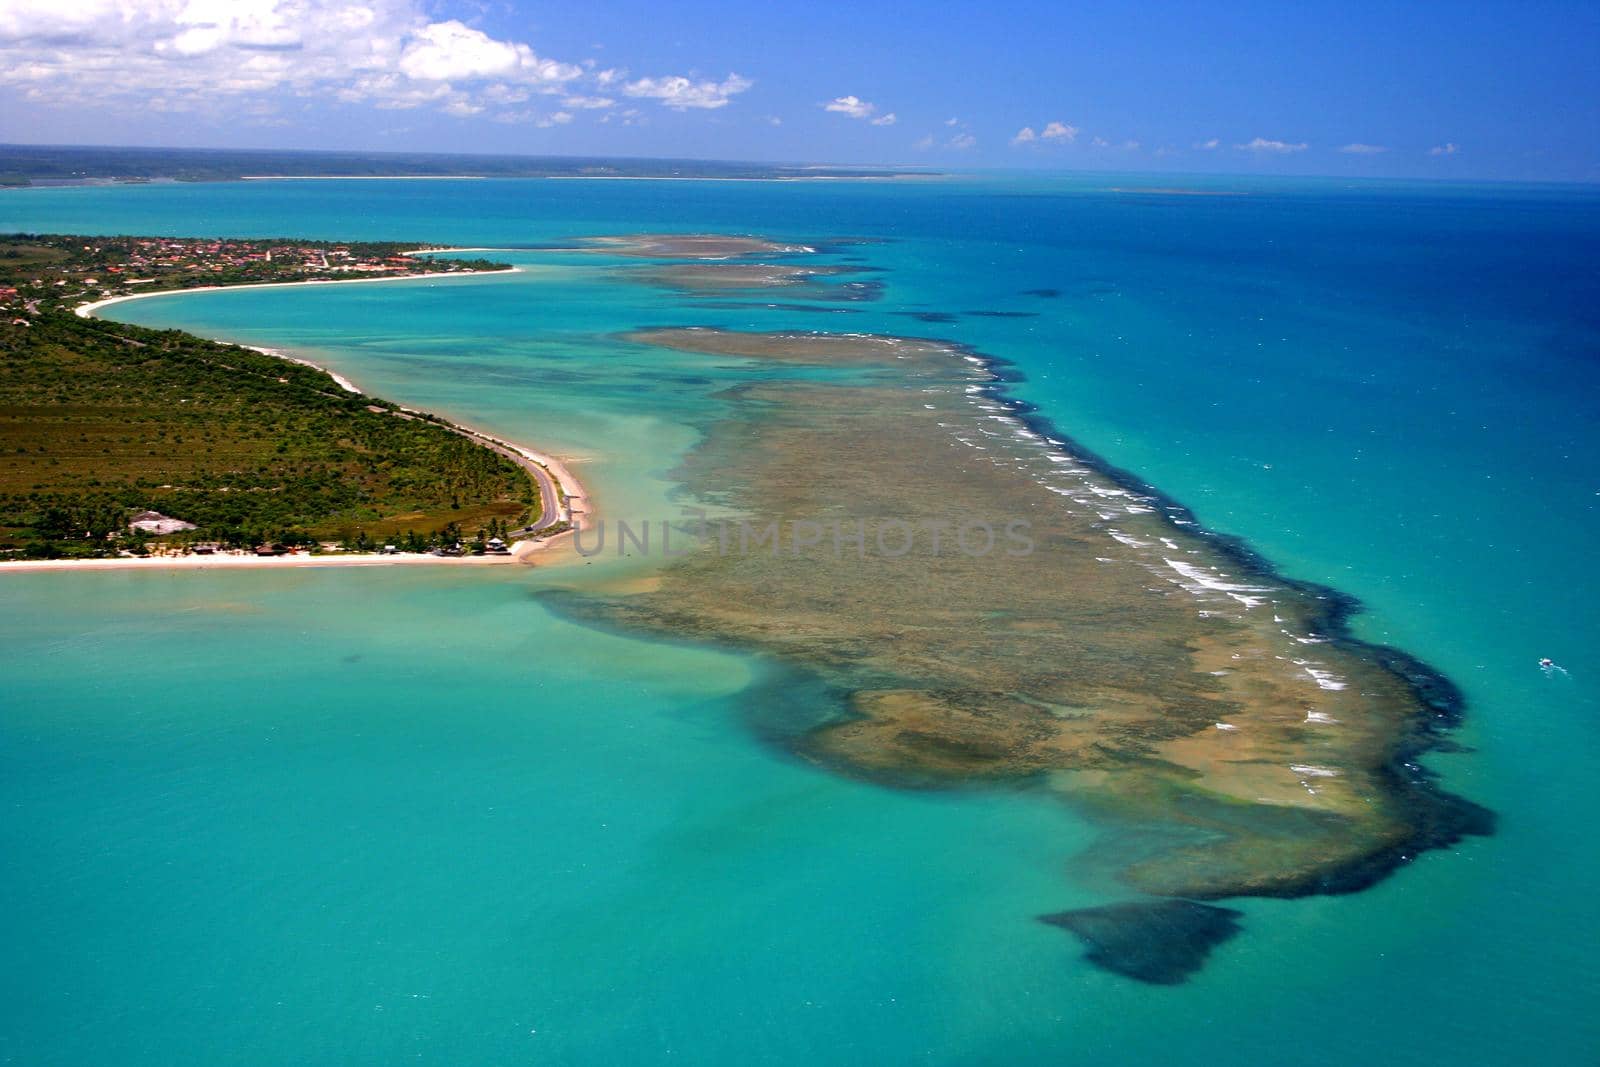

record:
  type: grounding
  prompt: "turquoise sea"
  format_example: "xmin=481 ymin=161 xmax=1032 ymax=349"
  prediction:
xmin=2 ymin=175 xmax=1597 ymax=1064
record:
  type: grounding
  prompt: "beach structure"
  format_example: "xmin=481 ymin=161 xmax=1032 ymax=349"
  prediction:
xmin=128 ymin=510 xmax=196 ymax=535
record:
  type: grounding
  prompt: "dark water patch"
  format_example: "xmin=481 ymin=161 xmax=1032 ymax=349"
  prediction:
xmin=1021 ymin=288 xmax=1061 ymax=298
xmin=810 ymin=237 xmax=892 ymax=255
xmin=895 ymin=311 xmax=961 ymax=324
xmin=837 ymin=281 xmax=885 ymax=301
xmin=689 ymin=302 xmax=864 ymax=314
xmin=1040 ymin=900 xmax=1244 ymax=984
xmin=964 ymin=310 xmax=1039 ymax=318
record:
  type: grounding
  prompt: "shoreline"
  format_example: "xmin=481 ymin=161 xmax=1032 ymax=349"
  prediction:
xmin=29 ymin=261 xmax=593 ymax=572
xmin=73 ymin=264 xmax=520 ymax=319
xmin=0 ymin=551 xmax=534 ymax=573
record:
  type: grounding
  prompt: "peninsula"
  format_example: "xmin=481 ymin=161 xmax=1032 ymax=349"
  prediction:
xmin=0 ymin=234 xmax=578 ymax=564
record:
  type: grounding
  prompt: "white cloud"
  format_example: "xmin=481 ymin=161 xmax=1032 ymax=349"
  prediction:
xmin=824 ymin=95 xmax=878 ymax=120
xmin=1195 ymin=138 xmax=1221 ymax=150
xmin=947 ymin=132 xmax=976 ymax=150
xmin=492 ymin=109 xmax=574 ymax=127
xmin=0 ymin=0 xmax=736 ymax=124
xmin=1236 ymin=137 xmax=1308 ymax=153
xmin=397 ymin=20 xmax=520 ymax=81
xmin=944 ymin=116 xmax=960 ymax=127
xmin=913 ymin=134 xmax=935 ymax=151
xmin=624 ymin=72 xmax=751 ymax=110
xmin=1013 ymin=120 xmax=1079 ymax=148
xmin=1089 ymin=135 xmax=1138 ymax=151
xmin=824 ymin=95 xmax=899 ymax=128
xmin=1339 ymin=143 xmax=1388 ymax=154
xmin=1430 ymin=142 xmax=1460 ymax=156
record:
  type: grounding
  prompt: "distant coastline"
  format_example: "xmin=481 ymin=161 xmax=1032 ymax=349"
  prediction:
xmin=239 ymin=175 xmax=488 ymax=181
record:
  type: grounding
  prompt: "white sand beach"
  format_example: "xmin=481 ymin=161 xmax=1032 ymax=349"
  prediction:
xmin=73 ymin=264 xmax=520 ymax=320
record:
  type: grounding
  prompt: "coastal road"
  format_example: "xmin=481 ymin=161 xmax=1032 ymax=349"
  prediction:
xmin=495 ymin=446 xmax=566 ymax=536
xmin=444 ymin=428 xmax=568 ymax=536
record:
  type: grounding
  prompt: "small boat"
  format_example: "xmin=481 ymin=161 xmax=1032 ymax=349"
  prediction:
xmin=1540 ymin=658 xmax=1555 ymax=669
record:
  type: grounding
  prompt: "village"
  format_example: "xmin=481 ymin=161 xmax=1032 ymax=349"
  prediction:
xmin=0 ymin=234 xmax=502 ymax=318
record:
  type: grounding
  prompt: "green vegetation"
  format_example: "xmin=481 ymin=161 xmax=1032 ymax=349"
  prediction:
xmin=0 ymin=235 xmax=536 ymax=559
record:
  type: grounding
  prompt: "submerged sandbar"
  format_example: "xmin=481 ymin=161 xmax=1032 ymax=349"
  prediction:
xmin=580 ymin=233 xmax=816 ymax=259
xmin=579 ymin=327 xmax=1488 ymax=915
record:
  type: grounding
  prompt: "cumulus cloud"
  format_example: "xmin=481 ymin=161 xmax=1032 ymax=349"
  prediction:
xmin=947 ymin=132 xmax=976 ymax=150
xmin=1236 ymin=137 xmax=1308 ymax=153
xmin=397 ymin=20 xmax=522 ymax=81
xmin=1430 ymin=142 xmax=1460 ymax=156
xmin=1013 ymin=120 xmax=1078 ymax=147
xmin=493 ymin=108 xmax=575 ymax=127
xmin=1339 ymin=143 xmax=1388 ymax=154
xmin=1195 ymin=138 xmax=1221 ymax=150
xmin=623 ymin=72 xmax=752 ymax=110
xmin=822 ymin=94 xmax=899 ymax=128
xmin=0 ymin=0 xmax=738 ymax=124
xmin=823 ymin=95 xmax=880 ymax=120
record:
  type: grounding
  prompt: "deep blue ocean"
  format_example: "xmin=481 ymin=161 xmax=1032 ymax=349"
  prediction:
xmin=1 ymin=174 xmax=1597 ymax=1064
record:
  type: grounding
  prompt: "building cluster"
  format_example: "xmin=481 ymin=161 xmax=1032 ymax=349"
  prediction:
xmin=1 ymin=237 xmax=463 ymax=318
xmin=108 ymin=238 xmax=420 ymax=276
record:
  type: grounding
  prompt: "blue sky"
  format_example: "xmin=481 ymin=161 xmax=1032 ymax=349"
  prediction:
xmin=1 ymin=0 xmax=1596 ymax=181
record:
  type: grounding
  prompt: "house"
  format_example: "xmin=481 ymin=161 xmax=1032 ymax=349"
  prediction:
xmin=128 ymin=510 xmax=197 ymax=535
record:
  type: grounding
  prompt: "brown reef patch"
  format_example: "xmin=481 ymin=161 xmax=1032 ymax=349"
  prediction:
xmin=559 ymin=322 xmax=1490 ymax=977
xmin=580 ymin=233 xmax=815 ymax=259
